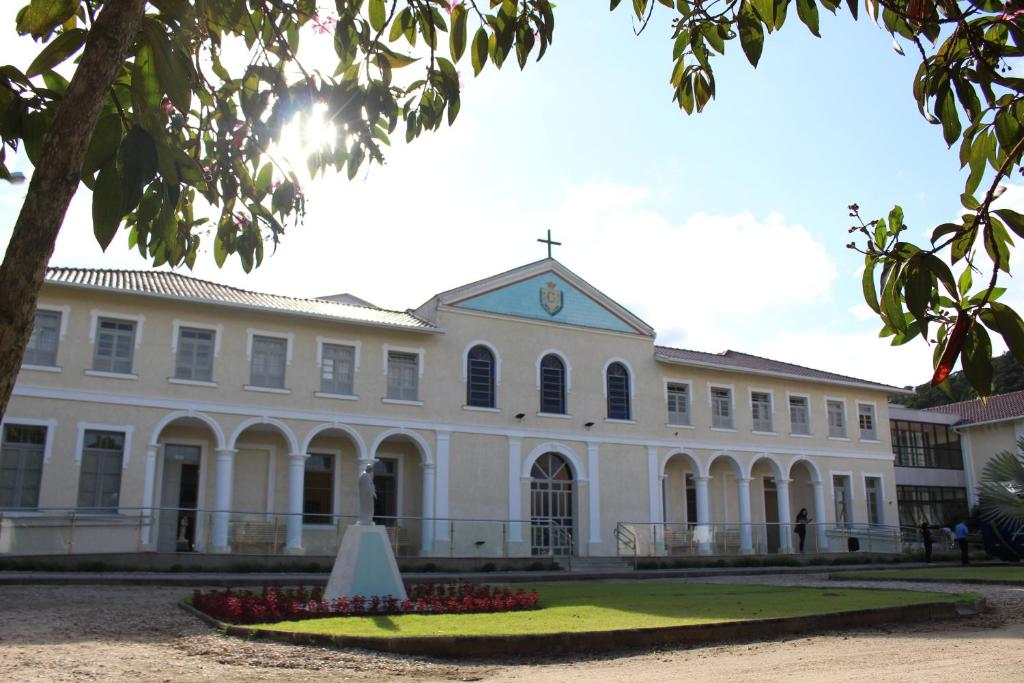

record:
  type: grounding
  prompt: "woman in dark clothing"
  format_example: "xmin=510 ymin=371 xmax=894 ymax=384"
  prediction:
xmin=920 ymin=521 xmax=934 ymax=563
xmin=795 ymin=508 xmax=810 ymax=553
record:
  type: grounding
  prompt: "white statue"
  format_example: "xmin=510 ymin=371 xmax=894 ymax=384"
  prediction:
xmin=357 ymin=462 xmax=376 ymax=526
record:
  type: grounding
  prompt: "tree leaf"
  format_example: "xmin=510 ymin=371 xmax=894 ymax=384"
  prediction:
xmin=737 ymin=2 xmax=765 ymax=67
xmin=369 ymin=0 xmax=387 ymax=32
xmin=937 ymin=86 xmax=961 ymax=147
xmin=16 ymin=0 xmax=78 ymax=39
xmin=796 ymin=0 xmax=820 ymax=37
xmin=450 ymin=4 xmax=467 ymax=62
xmin=994 ymin=208 xmax=1024 ymax=240
xmin=25 ymin=28 xmax=87 ymax=77
xmin=118 ymin=125 xmax=159 ymax=214
xmin=471 ymin=27 xmax=488 ymax=76
xmin=960 ymin=322 xmax=993 ymax=396
xmin=989 ymin=302 xmax=1024 ymax=366
xmin=92 ymin=161 xmax=124 ymax=251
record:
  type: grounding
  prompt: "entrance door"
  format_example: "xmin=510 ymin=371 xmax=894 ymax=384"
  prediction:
xmin=157 ymin=444 xmax=201 ymax=552
xmin=530 ymin=453 xmax=574 ymax=556
xmin=763 ymin=478 xmax=779 ymax=553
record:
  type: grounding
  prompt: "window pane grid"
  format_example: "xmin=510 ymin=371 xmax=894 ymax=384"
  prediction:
xmin=606 ymin=363 xmax=630 ymax=420
xmin=77 ymin=430 xmax=124 ymax=512
xmin=250 ymin=336 xmax=287 ymax=388
xmin=387 ymin=352 xmax=419 ymax=401
xmin=175 ymin=328 xmax=214 ymax=382
xmin=93 ymin=319 xmax=135 ymax=374
xmin=711 ymin=388 xmax=732 ymax=429
xmin=320 ymin=344 xmax=355 ymax=395
xmin=858 ymin=404 xmax=877 ymax=440
xmin=827 ymin=400 xmax=846 ymax=438
xmin=466 ymin=346 xmax=495 ymax=408
xmin=539 ymin=355 xmax=565 ymax=414
xmin=751 ymin=392 xmax=772 ymax=432
xmin=789 ymin=396 xmax=810 ymax=434
xmin=0 ymin=425 xmax=46 ymax=509
xmin=667 ymin=384 xmax=690 ymax=425
xmin=24 ymin=310 xmax=61 ymax=367
xmin=892 ymin=420 xmax=963 ymax=469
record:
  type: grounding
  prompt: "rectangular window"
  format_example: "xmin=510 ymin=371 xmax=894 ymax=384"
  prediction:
xmin=858 ymin=404 xmax=877 ymax=440
xmin=0 ymin=424 xmax=46 ymax=509
xmin=250 ymin=335 xmax=287 ymax=388
xmin=666 ymin=383 xmax=691 ymax=425
xmin=751 ymin=391 xmax=773 ymax=432
xmin=387 ymin=351 xmax=419 ymax=401
xmin=320 ymin=344 xmax=355 ymax=396
xmin=304 ymin=453 xmax=334 ymax=524
xmin=77 ymin=430 xmax=124 ymax=511
xmin=892 ymin=420 xmax=963 ymax=469
xmin=827 ymin=400 xmax=847 ymax=438
xmin=711 ymin=387 xmax=733 ymax=429
xmin=24 ymin=310 xmax=61 ymax=367
xmin=896 ymin=485 xmax=969 ymax=528
xmin=832 ymin=474 xmax=852 ymax=528
xmin=789 ymin=396 xmax=810 ymax=435
xmin=175 ymin=327 xmax=215 ymax=382
xmin=92 ymin=318 xmax=136 ymax=374
xmin=865 ymin=476 xmax=883 ymax=527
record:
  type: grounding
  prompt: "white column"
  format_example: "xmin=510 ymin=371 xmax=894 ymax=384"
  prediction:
xmin=647 ymin=447 xmax=663 ymax=552
xmin=776 ymin=478 xmax=793 ymax=553
xmin=695 ymin=475 xmax=711 ymax=554
xmin=587 ymin=443 xmax=601 ymax=547
xmin=507 ymin=437 xmax=523 ymax=542
xmin=961 ymin=431 xmax=978 ymax=507
xmin=434 ymin=431 xmax=450 ymax=545
xmin=813 ymin=480 xmax=828 ymax=551
xmin=737 ymin=476 xmax=753 ymax=554
xmin=140 ymin=443 xmax=159 ymax=548
xmin=285 ymin=452 xmax=307 ymax=553
xmin=421 ymin=463 xmax=436 ymax=554
xmin=211 ymin=448 xmax=237 ymax=552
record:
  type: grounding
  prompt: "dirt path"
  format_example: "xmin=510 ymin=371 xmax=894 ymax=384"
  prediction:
xmin=0 ymin=576 xmax=1020 ymax=682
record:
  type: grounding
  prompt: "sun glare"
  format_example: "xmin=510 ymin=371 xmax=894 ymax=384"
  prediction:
xmin=273 ymin=102 xmax=339 ymax=183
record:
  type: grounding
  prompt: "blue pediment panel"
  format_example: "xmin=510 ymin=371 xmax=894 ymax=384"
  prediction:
xmin=452 ymin=273 xmax=638 ymax=334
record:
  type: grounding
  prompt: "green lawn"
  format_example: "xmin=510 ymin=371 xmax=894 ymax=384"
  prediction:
xmin=250 ymin=581 xmax=974 ymax=638
xmin=832 ymin=565 xmax=1024 ymax=582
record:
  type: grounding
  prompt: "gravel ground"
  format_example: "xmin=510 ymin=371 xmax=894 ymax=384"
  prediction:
xmin=0 ymin=575 xmax=1021 ymax=682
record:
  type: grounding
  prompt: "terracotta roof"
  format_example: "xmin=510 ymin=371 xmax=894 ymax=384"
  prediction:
xmin=44 ymin=268 xmax=438 ymax=332
xmin=923 ymin=389 xmax=1024 ymax=425
xmin=654 ymin=346 xmax=908 ymax=393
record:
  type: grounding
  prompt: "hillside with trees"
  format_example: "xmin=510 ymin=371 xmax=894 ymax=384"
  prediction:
xmin=895 ymin=352 xmax=1024 ymax=410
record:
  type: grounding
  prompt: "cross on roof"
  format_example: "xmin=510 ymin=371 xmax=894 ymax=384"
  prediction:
xmin=537 ymin=229 xmax=561 ymax=259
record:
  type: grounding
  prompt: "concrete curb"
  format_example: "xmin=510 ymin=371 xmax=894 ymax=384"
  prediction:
xmin=179 ymin=597 xmax=986 ymax=659
xmin=828 ymin=573 xmax=1024 ymax=586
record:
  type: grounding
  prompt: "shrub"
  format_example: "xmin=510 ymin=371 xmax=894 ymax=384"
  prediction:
xmin=190 ymin=583 xmax=541 ymax=625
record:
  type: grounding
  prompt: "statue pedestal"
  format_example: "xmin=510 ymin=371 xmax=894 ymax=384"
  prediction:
xmin=324 ymin=525 xmax=408 ymax=602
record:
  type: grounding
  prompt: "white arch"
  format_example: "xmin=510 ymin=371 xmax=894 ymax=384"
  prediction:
xmin=149 ymin=410 xmax=227 ymax=450
xmin=660 ymin=449 xmax=706 ymax=478
xmin=534 ymin=349 xmax=572 ymax=391
xmin=370 ymin=428 xmax=434 ymax=465
xmin=522 ymin=442 xmax=586 ymax=480
xmin=745 ymin=452 xmax=785 ymax=480
xmin=786 ymin=456 xmax=823 ymax=484
xmin=300 ymin=422 xmax=367 ymax=459
xmin=601 ymin=357 xmax=636 ymax=398
xmin=461 ymin=340 xmax=502 ymax=385
xmin=706 ymin=450 xmax=744 ymax=477
xmin=228 ymin=416 xmax=300 ymax=453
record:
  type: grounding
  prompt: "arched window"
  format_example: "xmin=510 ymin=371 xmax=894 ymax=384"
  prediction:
xmin=466 ymin=345 xmax=496 ymax=408
xmin=606 ymin=362 xmax=631 ymax=420
xmin=539 ymin=354 xmax=566 ymax=414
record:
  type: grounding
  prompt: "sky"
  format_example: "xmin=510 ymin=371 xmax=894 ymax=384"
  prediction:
xmin=2 ymin=3 xmax=1022 ymax=388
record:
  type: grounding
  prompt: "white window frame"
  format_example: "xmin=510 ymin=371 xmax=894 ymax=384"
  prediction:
xmin=534 ymin=349 xmax=572 ymax=391
xmin=830 ymin=470 xmax=854 ymax=528
xmin=825 ymin=397 xmax=848 ymax=440
xmin=245 ymin=329 xmax=293 ymax=392
xmin=664 ymin=378 xmax=694 ymax=428
xmin=22 ymin=304 xmax=69 ymax=371
xmin=749 ymin=387 xmax=775 ymax=434
xmin=171 ymin=320 xmax=223 ymax=356
xmin=382 ymin=345 xmax=424 ymax=404
xmin=786 ymin=391 xmax=812 ymax=437
xmin=862 ymin=473 xmax=886 ymax=527
xmin=460 ymin=340 xmax=501 ymax=385
xmin=75 ymin=422 xmax=134 ymax=471
xmin=857 ymin=401 xmax=879 ymax=441
xmin=316 ymin=337 xmax=361 ymax=398
xmin=89 ymin=310 xmax=144 ymax=347
xmin=0 ymin=416 xmax=57 ymax=466
xmin=708 ymin=384 xmax=735 ymax=431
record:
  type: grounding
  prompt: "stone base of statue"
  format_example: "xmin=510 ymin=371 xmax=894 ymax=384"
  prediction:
xmin=324 ymin=524 xmax=408 ymax=602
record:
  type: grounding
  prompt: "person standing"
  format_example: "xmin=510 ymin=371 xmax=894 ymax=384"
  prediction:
xmin=954 ymin=519 xmax=970 ymax=565
xmin=920 ymin=522 xmax=933 ymax=564
xmin=794 ymin=508 xmax=811 ymax=553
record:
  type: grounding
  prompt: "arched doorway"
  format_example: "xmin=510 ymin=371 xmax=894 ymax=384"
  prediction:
xmin=530 ymin=452 xmax=575 ymax=556
xmin=370 ymin=430 xmax=433 ymax=556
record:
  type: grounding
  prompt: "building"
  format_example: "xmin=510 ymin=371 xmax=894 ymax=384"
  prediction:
xmin=0 ymin=259 xmax=909 ymax=560
xmin=890 ymin=390 xmax=1024 ymax=529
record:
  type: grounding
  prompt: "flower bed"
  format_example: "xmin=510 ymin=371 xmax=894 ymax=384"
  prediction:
xmin=190 ymin=583 xmax=540 ymax=625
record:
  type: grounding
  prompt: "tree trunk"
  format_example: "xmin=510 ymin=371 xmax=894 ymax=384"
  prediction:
xmin=0 ymin=0 xmax=147 ymax=424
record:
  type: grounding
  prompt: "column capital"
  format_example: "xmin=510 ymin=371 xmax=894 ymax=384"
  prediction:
xmin=737 ymin=476 xmax=753 ymax=485
xmin=695 ymin=475 xmax=712 ymax=484
xmin=288 ymin=452 xmax=309 ymax=462
xmin=775 ymin=478 xmax=792 ymax=486
xmin=811 ymin=479 xmax=825 ymax=489
xmin=215 ymin=448 xmax=237 ymax=459
xmin=420 ymin=462 xmax=436 ymax=471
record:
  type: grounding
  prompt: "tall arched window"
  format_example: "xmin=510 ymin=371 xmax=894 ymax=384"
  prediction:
xmin=606 ymin=361 xmax=631 ymax=420
xmin=466 ymin=345 xmax=496 ymax=408
xmin=539 ymin=354 xmax=566 ymax=414
xmin=530 ymin=452 xmax=574 ymax=556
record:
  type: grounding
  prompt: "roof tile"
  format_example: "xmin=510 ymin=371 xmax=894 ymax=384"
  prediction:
xmin=44 ymin=267 xmax=437 ymax=331
xmin=923 ymin=389 xmax=1024 ymax=425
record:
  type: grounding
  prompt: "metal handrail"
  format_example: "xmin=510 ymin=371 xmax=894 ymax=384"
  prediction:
xmin=614 ymin=522 xmax=638 ymax=568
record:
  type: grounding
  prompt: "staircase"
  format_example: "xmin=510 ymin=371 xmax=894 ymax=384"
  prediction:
xmin=562 ymin=556 xmax=635 ymax=573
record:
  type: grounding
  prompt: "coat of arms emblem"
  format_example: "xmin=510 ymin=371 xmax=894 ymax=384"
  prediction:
xmin=540 ymin=281 xmax=563 ymax=316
